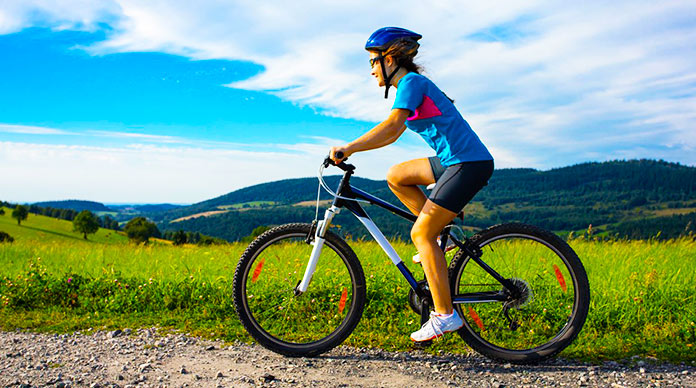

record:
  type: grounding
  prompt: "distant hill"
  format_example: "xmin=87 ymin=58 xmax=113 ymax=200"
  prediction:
xmin=32 ymin=200 xmax=112 ymax=212
xmin=132 ymin=204 xmax=184 ymax=213
xmin=148 ymin=176 xmax=390 ymax=223
xmin=108 ymin=203 xmax=184 ymax=213
xmin=154 ymin=159 xmax=696 ymax=241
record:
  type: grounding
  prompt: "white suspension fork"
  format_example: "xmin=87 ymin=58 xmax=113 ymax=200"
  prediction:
xmin=296 ymin=205 xmax=340 ymax=293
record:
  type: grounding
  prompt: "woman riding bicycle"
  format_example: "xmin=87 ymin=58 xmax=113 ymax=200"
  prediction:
xmin=330 ymin=27 xmax=494 ymax=342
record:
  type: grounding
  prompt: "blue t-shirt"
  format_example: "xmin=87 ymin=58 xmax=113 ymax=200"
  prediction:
xmin=392 ymin=72 xmax=493 ymax=166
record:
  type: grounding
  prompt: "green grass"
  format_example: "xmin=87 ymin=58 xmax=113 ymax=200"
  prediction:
xmin=0 ymin=207 xmax=128 ymax=244
xmin=0 ymin=214 xmax=694 ymax=363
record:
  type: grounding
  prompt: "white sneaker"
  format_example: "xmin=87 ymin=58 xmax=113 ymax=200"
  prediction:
xmin=410 ymin=310 xmax=464 ymax=342
xmin=412 ymin=237 xmax=456 ymax=264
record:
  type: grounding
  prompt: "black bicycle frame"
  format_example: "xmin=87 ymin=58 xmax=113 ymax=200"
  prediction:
xmin=325 ymin=164 xmax=514 ymax=305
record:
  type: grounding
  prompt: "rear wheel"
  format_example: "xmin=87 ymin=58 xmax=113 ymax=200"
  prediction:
xmin=449 ymin=223 xmax=590 ymax=363
xmin=233 ymin=223 xmax=366 ymax=357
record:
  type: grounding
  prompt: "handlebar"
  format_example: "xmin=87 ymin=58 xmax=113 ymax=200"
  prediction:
xmin=322 ymin=152 xmax=355 ymax=172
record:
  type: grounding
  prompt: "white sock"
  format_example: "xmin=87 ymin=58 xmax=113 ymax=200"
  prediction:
xmin=436 ymin=312 xmax=453 ymax=319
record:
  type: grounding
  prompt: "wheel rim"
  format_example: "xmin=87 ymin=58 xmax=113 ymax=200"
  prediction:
xmin=241 ymin=232 xmax=358 ymax=347
xmin=454 ymin=233 xmax=581 ymax=353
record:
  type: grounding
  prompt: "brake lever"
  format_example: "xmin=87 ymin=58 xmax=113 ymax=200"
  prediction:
xmin=322 ymin=156 xmax=333 ymax=168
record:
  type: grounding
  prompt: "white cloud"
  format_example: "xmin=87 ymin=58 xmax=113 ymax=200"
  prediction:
xmin=0 ymin=138 xmax=430 ymax=203
xmin=86 ymin=130 xmax=184 ymax=144
xmin=0 ymin=0 xmax=120 ymax=34
xmin=0 ymin=124 xmax=76 ymax=135
xmin=1 ymin=0 xmax=695 ymax=171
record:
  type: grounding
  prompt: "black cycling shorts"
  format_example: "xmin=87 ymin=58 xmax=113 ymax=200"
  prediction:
xmin=427 ymin=157 xmax=494 ymax=214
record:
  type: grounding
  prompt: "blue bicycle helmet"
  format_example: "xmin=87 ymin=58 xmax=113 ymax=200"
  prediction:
xmin=365 ymin=27 xmax=422 ymax=98
xmin=365 ymin=27 xmax=422 ymax=52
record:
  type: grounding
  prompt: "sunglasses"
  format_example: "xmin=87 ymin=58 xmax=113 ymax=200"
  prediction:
xmin=369 ymin=56 xmax=384 ymax=67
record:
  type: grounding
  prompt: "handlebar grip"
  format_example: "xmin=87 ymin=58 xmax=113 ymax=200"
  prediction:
xmin=322 ymin=154 xmax=355 ymax=172
xmin=334 ymin=151 xmax=344 ymax=160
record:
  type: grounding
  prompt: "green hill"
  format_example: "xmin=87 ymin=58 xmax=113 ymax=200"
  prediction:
xmin=150 ymin=159 xmax=696 ymax=242
xmin=7 ymin=159 xmax=693 ymax=242
xmin=32 ymin=200 xmax=113 ymax=212
xmin=148 ymin=176 xmax=390 ymax=222
xmin=0 ymin=207 xmax=128 ymax=244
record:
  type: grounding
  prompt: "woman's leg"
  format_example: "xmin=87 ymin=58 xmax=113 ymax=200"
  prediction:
xmin=410 ymin=200 xmax=458 ymax=314
xmin=385 ymin=158 xmax=435 ymax=216
xmin=387 ymin=158 xmax=454 ymax=312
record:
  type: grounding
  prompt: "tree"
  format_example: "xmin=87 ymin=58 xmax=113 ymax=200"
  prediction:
xmin=0 ymin=208 xmax=5 ymax=215
xmin=73 ymin=210 xmax=100 ymax=240
xmin=12 ymin=205 xmax=28 ymax=225
xmin=100 ymin=215 xmax=120 ymax=231
xmin=124 ymin=217 xmax=160 ymax=244
xmin=196 ymin=235 xmax=227 ymax=246
xmin=0 ymin=231 xmax=13 ymax=243
xmin=172 ymin=230 xmax=187 ymax=246
xmin=242 ymin=225 xmax=271 ymax=242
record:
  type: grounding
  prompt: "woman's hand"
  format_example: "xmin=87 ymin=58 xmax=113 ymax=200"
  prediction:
xmin=330 ymin=146 xmax=352 ymax=164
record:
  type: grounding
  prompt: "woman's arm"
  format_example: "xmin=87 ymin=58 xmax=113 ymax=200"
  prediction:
xmin=330 ymin=108 xmax=410 ymax=162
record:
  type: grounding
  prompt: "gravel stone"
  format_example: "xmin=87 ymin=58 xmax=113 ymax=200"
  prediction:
xmin=261 ymin=373 xmax=275 ymax=382
xmin=108 ymin=330 xmax=122 ymax=339
xmin=1 ymin=329 xmax=695 ymax=388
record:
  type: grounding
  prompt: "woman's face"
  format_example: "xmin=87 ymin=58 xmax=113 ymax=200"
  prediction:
xmin=369 ymin=51 xmax=392 ymax=87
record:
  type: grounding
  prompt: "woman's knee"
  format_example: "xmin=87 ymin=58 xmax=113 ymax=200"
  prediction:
xmin=386 ymin=163 xmax=405 ymax=187
xmin=410 ymin=221 xmax=437 ymax=245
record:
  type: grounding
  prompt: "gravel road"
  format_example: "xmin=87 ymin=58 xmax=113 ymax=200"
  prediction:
xmin=1 ymin=328 xmax=694 ymax=388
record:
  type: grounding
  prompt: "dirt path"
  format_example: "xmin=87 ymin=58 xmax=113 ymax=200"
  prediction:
xmin=1 ymin=329 xmax=694 ymax=387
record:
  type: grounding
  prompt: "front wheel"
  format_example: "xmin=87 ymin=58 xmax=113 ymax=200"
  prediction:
xmin=449 ymin=223 xmax=590 ymax=363
xmin=233 ymin=223 xmax=366 ymax=357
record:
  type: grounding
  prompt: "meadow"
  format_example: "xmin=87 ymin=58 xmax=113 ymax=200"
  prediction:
xmin=0 ymin=207 xmax=694 ymax=363
xmin=0 ymin=206 xmax=128 ymax=244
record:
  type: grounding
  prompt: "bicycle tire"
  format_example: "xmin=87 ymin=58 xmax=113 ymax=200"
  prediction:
xmin=233 ymin=223 xmax=366 ymax=357
xmin=448 ymin=223 xmax=590 ymax=363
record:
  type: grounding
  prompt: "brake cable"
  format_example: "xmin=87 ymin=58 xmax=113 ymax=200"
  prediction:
xmin=316 ymin=163 xmax=370 ymax=204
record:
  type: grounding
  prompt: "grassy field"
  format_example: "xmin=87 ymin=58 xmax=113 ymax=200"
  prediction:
xmin=0 ymin=208 xmax=694 ymax=363
xmin=0 ymin=207 xmax=128 ymax=244
xmin=218 ymin=201 xmax=276 ymax=209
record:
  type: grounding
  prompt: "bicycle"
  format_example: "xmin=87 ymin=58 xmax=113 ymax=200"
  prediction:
xmin=233 ymin=155 xmax=590 ymax=363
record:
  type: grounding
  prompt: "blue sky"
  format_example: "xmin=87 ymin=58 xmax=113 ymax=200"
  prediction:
xmin=1 ymin=1 xmax=694 ymax=203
